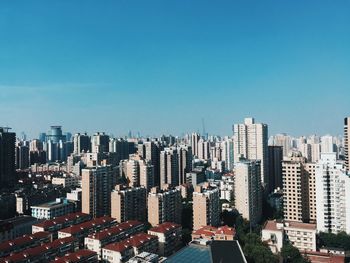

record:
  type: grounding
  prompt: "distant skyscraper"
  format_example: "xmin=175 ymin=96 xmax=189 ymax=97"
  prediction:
xmin=316 ymin=153 xmax=350 ymax=234
xmin=197 ymin=138 xmax=210 ymax=160
xmin=234 ymin=159 xmax=262 ymax=226
xmin=221 ymin=137 xmax=234 ymax=171
xmin=0 ymin=127 xmax=16 ymax=187
xmin=345 ymin=117 xmax=350 ymax=172
xmin=91 ymin=132 xmax=109 ymax=153
xmin=16 ymin=145 xmax=30 ymax=170
xmin=177 ymin=145 xmax=192 ymax=185
xmin=271 ymin=134 xmax=292 ymax=157
xmin=268 ymin=146 xmax=283 ymax=192
xmin=111 ymin=184 xmax=147 ymax=223
xmin=193 ymin=184 xmax=220 ymax=230
xmin=109 ymin=138 xmax=133 ymax=163
xmin=320 ymin=135 xmax=335 ymax=154
xmin=46 ymin=126 xmax=66 ymax=143
xmin=233 ymin=117 xmax=269 ymax=189
xmin=191 ymin=133 xmax=200 ymax=157
xmin=73 ymin=133 xmax=91 ymax=154
xmin=147 ymin=186 xmax=182 ymax=226
xmin=82 ymin=165 xmax=117 ymax=217
xmin=38 ymin=132 xmax=46 ymax=143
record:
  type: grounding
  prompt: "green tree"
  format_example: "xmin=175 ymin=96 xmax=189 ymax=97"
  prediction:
xmin=281 ymin=244 xmax=310 ymax=263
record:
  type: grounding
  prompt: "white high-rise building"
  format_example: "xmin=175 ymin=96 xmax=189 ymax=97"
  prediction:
xmin=234 ymin=159 xmax=262 ymax=225
xmin=321 ymin=135 xmax=335 ymax=154
xmin=315 ymin=153 xmax=350 ymax=234
xmin=233 ymin=117 xmax=268 ymax=188
xmin=344 ymin=117 xmax=350 ymax=172
xmin=271 ymin=134 xmax=292 ymax=157
xmin=221 ymin=137 xmax=234 ymax=171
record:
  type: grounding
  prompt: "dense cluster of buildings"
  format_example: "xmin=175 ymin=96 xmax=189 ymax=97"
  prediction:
xmin=0 ymin=116 xmax=349 ymax=262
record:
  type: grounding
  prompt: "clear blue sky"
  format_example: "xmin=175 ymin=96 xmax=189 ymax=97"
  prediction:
xmin=0 ymin=0 xmax=349 ymax=138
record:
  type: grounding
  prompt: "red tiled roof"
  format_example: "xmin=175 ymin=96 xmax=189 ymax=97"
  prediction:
xmin=103 ymin=240 xmax=132 ymax=253
xmin=149 ymin=222 xmax=181 ymax=234
xmin=215 ymin=226 xmax=236 ymax=236
xmin=52 ymin=249 xmax=97 ymax=263
xmin=59 ymin=216 xmax=115 ymax=235
xmin=127 ymin=233 xmax=157 ymax=248
xmin=33 ymin=212 xmax=90 ymax=229
xmin=0 ymin=231 xmax=51 ymax=252
xmin=87 ymin=220 xmax=143 ymax=241
xmin=192 ymin=226 xmax=217 ymax=237
xmin=1 ymin=237 xmax=76 ymax=263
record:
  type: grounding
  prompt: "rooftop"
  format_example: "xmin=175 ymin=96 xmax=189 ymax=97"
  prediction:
xmin=59 ymin=216 xmax=115 ymax=235
xmin=192 ymin=226 xmax=217 ymax=238
xmin=33 ymin=212 xmax=90 ymax=229
xmin=1 ymin=237 xmax=76 ymax=263
xmin=263 ymin=220 xmax=316 ymax=231
xmin=149 ymin=222 xmax=181 ymax=234
xmin=103 ymin=240 xmax=132 ymax=253
xmin=52 ymin=249 xmax=97 ymax=263
xmin=0 ymin=231 xmax=51 ymax=252
xmin=215 ymin=226 xmax=236 ymax=236
xmin=87 ymin=220 xmax=143 ymax=241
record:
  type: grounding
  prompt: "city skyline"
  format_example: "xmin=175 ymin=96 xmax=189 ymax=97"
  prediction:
xmin=1 ymin=0 xmax=349 ymax=137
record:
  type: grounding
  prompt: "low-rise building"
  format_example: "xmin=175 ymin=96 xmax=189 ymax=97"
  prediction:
xmin=148 ymin=222 xmax=182 ymax=257
xmin=58 ymin=216 xmax=117 ymax=247
xmin=0 ymin=216 xmax=38 ymax=243
xmin=102 ymin=233 xmax=158 ymax=263
xmin=84 ymin=221 xmax=144 ymax=259
xmin=1 ymin=236 xmax=78 ymax=263
xmin=262 ymin=220 xmax=316 ymax=253
xmin=52 ymin=175 xmax=79 ymax=188
xmin=0 ymin=231 xmax=52 ymax=258
xmin=32 ymin=212 xmax=91 ymax=239
xmin=53 ymin=249 xmax=98 ymax=263
xmin=191 ymin=225 xmax=235 ymax=241
xmin=31 ymin=198 xmax=75 ymax=219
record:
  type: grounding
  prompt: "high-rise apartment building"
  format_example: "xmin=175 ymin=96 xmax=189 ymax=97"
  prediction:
xmin=110 ymin=185 xmax=147 ymax=223
xmin=109 ymin=138 xmax=134 ymax=163
xmin=191 ymin=133 xmax=200 ymax=157
xmin=16 ymin=145 xmax=30 ymax=170
xmin=197 ymin=139 xmax=210 ymax=160
xmin=91 ymin=132 xmax=109 ymax=153
xmin=138 ymin=141 xmax=162 ymax=187
xmin=233 ymin=117 xmax=269 ymax=189
xmin=82 ymin=165 xmax=117 ymax=217
xmin=316 ymin=153 xmax=350 ymax=234
xmin=234 ymin=159 xmax=262 ymax=226
xmin=160 ymin=148 xmax=179 ymax=187
xmin=177 ymin=145 xmax=192 ymax=185
xmin=321 ymin=135 xmax=335 ymax=154
xmin=268 ymin=146 xmax=283 ymax=192
xmin=345 ymin=117 xmax=350 ymax=172
xmin=271 ymin=134 xmax=292 ymax=157
xmin=193 ymin=184 xmax=220 ymax=230
xmin=120 ymin=155 xmax=154 ymax=190
xmin=282 ymin=151 xmax=316 ymax=223
xmin=0 ymin=127 xmax=16 ymax=188
xmin=73 ymin=133 xmax=91 ymax=154
xmin=221 ymin=137 xmax=234 ymax=171
xmin=147 ymin=186 xmax=182 ymax=226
